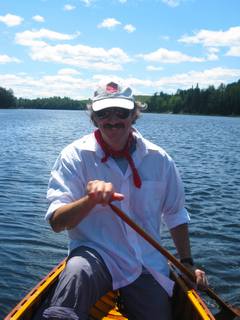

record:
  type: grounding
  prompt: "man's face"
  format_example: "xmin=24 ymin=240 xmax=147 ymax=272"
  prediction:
xmin=93 ymin=107 xmax=135 ymax=150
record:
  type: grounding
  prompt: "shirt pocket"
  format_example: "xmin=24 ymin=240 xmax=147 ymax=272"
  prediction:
xmin=130 ymin=181 xmax=166 ymax=230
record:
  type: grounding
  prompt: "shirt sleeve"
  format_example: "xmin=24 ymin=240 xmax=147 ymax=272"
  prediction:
xmin=161 ymin=159 xmax=190 ymax=229
xmin=45 ymin=147 xmax=85 ymax=221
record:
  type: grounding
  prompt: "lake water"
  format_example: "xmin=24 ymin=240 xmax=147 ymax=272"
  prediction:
xmin=0 ymin=109 xmax=239 ymax=318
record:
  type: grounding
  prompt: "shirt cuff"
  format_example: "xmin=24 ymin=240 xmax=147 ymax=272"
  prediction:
xmin=163 ymin=207 xmax=190 ymax=230
xmin=45 ymin=200 xmax=69 ymax=221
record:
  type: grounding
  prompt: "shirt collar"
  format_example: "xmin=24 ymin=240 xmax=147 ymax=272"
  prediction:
xmin=82 ymin=128 xmax=159 ymax=161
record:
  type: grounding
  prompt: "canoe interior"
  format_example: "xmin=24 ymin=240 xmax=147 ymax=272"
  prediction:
xmin=4 ymin=260 xmax=216 ymax=320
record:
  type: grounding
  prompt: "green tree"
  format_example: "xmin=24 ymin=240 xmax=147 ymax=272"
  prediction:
xmin=17 ymin=96 xmax=86 ymax=110
xmin=0 ymin=87 xmax=16 ymax=108
xmin=169 ymin=95 xmax=184 ymax=114
xmin=224 ymin=81 xmax=240 ymax=115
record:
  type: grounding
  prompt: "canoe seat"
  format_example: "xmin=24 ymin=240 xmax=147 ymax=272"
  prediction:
xmin=89 ymin=291 xmax=127 ymax=319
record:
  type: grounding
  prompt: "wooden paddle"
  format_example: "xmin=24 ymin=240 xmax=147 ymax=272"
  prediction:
xmin=109 ymin=203 xmax=240 ymax=320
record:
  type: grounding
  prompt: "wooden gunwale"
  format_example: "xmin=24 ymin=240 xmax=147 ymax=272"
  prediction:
xmin=4 ymin=259 xmax=216 ymax=320
xmin=4 ymin=260 xmax=66 ymax=320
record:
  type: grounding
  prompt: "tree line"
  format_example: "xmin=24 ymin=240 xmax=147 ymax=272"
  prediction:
xmin=0 ymin=79 xmax=240 ymax=116
xmin=17 ymin=96 xmax=86 ymax=110
xmin=146 ymin=80 xmax=240 ymax=116
xmin=0 ymin=88 xmax=86 ymax=110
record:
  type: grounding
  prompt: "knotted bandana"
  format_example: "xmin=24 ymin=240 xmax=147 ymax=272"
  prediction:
xmin=94 ymin=129 xmax=142 ymax=188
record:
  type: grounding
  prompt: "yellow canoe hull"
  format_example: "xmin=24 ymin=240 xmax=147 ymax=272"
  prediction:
xmin=4 ymin=259 xmax=216 ymax=320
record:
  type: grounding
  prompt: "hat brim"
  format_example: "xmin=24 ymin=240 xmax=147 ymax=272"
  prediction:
xmin=92 ymin=98 xmax=134 ymax=112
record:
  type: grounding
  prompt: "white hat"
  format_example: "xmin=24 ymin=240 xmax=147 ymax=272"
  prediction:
xmin=92 ymin=82 xmax=135 ymax=112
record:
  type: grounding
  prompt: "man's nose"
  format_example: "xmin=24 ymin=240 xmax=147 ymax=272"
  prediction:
xmin=107 ymin=112 xmax=120 ymax=121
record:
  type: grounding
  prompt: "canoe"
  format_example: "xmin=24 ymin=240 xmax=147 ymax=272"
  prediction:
xmin=4 ymin=259 xmax=216 ymax=320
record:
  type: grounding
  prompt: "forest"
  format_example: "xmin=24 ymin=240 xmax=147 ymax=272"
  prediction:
xmin=0 ymin=79 xmax=240 ymax=116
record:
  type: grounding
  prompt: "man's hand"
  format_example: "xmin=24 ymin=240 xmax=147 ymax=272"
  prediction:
xmin=87 ymin=180 xmax=124 ymax=206
xmin=182 ymin=262 xmax=209 ymax=290
xmin=194 ymin=267 xmax=209 ymax=289
xmin=50 ymin=180 xmax=124 ymax=232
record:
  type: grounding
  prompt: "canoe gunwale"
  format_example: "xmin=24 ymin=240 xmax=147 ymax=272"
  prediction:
xmin=4 ymin=259 xmax=218 ymax=320
xmin=4 ymin=260 xmax=66 ymax=320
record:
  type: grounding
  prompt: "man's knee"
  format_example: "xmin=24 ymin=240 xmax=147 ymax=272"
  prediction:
xmin=33 ymin=247 xmax=112 ymax=320
xmin=66 ymin=255 xmax=92 ymax=278
xmin=65 ymin=247 xmax=112 ymax=293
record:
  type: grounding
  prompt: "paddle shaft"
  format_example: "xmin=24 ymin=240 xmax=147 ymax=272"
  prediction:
xmin=109 ymin=203 xmax=240 ymax=318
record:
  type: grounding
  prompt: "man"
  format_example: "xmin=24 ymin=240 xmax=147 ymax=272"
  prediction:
xmin=42 ymin=81 xmax=207 ymax=320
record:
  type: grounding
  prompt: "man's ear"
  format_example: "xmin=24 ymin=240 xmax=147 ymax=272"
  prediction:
xmin=131 ymin=110 xmax=138 ymax=124
xmin=91 ymin=113 xmax=99 ymax=127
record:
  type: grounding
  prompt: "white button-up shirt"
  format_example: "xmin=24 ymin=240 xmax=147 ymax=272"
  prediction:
xmin=46 ymin=129 xmax=190 ymax=296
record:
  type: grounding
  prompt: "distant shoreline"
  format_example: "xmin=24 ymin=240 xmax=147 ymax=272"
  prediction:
xmin=2 ymin=107 xmax=239 ymax=118
xmin=1 ymin=78 xmax=240 ymax=116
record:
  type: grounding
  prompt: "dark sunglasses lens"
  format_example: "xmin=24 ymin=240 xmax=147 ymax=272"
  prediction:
xmin=94 ymin=108 xmax=131 ymax=119
xmin=116 ymin=109 xmax=131 ymax=119
xmin=95 ymin=110 xmax=109 ymax=119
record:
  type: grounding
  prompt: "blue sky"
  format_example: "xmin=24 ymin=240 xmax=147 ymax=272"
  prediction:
xmin=0 ymin=0 xmax=240 ymax=99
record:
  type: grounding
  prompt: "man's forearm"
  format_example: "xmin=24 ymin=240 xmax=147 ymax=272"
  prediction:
xmin=49 ymin=180 xmax=124 ymax=233
xmin=50 ymin=195 xmax=96 ymax=233
xmin=170 ymin=223 xmax=192 ymax=260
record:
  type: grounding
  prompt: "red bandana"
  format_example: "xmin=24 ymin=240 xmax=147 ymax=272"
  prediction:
xmin=94 ymin=129 xmax=142 ymax=188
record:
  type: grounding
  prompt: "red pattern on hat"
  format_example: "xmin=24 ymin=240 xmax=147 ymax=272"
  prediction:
xmin=106 ymin=82 xmax=119 ymax=93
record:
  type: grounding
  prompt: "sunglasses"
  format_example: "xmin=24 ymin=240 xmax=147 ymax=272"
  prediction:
xmin=93 ymin=108 xmax=132 ymax=120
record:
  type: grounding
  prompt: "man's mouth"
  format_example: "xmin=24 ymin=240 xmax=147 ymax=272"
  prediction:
xmin=103 ymin=123 xmax=125 ymax=129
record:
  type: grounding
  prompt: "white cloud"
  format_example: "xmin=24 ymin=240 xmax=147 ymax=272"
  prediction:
xmin=140 ymin=48 xmax=204 ymax=63
xmin=98 ymin=18 xmax=121 ymax=29
xmin=161 ymin=0 xmax=181 ymax=8
xmin=92 ymin=67 xmax=240 ymax=93
xmin=29 ymin=44 xmax=130 ymax=70
xmin=15 ymin=29 xmax=130 ymax=71
xmin=32 ymin=15 xmax=45 ymax=23
xmin=80 ymin=0 xmax=94 ymax=7
xmin=226 ymin=46 xmax=240 ymax=57
xmin=57 ymin=68 xmax=81 ymax=75
xmin=0 ymin=54 xmax=21 ymax=64
xmin=179 ymin=26 xmax=240 ymax=47
xmin=179 ymin=26 xmax=240 ymax=59
xmin=155 ymin=67 xmax=240 ymax=92
xmin=146 ymin=65 xmax=164 ymax=71
xmin=64 ymin=4 xmax=76 ymax=11
xmin=98 ymin=19 xmax=135 ymax=33
xmin=0 ymin=13 xmax=23 ymax=27
xmin=0 ymin=72 xmax=90 ymax=99
xmin=124 ymin=24 xmax=136 ymax=33
xmin=206 ymin=47 xmax=219 ymax=61
xmin=93 ymin=67 xmax=240 ymax=94
xmin=1 ymin=67 xmax=240 ymax=99
xmin=15 ymin=28 xmax=78 ymax=47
